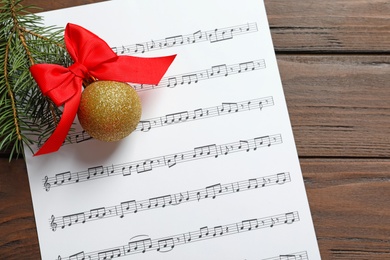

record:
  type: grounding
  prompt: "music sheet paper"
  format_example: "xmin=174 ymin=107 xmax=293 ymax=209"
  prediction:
xmin=23 ymin=0 xmax=321 ymax=259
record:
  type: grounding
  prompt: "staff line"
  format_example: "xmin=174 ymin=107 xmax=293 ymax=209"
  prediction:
xmin=65 ymin=96 xmax=274 ymax=145
xmin=50 ymin=172 xmax=291 ymax=232
xmin=43 ymin=134 xmax=283 ymax=191
xmin=58 ymin=211 xmax=299 ymax=260
xmin=112 ymin=22 xmax=258 ymax=55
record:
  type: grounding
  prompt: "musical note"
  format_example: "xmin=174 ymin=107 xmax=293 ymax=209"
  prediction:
xmin=192 ymin=30 xmax=204 ymax=43
xmin=120 ymin=45 xmax=126 ymax=54
xmin=121 ymin=165 xmax=132 ymax=176
xmin=53 ymin=171 xmax=71 ymax=185
xmin=61 ymin=211 xmax=299 ymax=258
xmin=97 ymin=249 xmax=122 ymax=259
xmin=132 ymin=59 xmax=266 ymax=92
xmin=61 ymin=213 xmax=86 ymax=229
xmin=193 ymin=108 xmax=204 ymax=119
xmin=254 ymin=135 xmax=273 ymax=149
xmin=284 ymin=212 xmax=297 ymax=224
xmin=270 ymin=217 xmax=278 ymax=228
xmin=68 ymin=251 xmax=85 ymax=260
xmin=212 ymin=226 xmax=224 ymax=236
xmin=127 ymin=237 xmax=152 ymax=254
xmin=139 ymin=121 xmax=152 ymax=132
xmin=193 ymin=144 xmax=219 ymax=158
xmin=279 ymin=255 xmax=297 ymax=260
xmin=219 ymin=145 xmax=230 ymax=155
xmin=164 ymin=111 xmax=189 ymax=124
xmin=238 ymin=140 xmax=250 ymax=152
xmin=164 ymin=35 xmax=184 ymax=47
xmin=87 ymin=166 xmax=106 ymax=179
xmin=89 ymin=207 xmax=106 ymax=219
xmin=208 ymin=27 xmax=234 ymax=43
xmin=45 ymin=134 xmax=282 ymax=190
xmin=166 ymin=77 xmax=177 ymax=88
xmin=276 ymin=172 xmax=287 ymax=184
xmin=135 ymin=159 xmax=153 ymax=173
xmin=134 ymin=43 xmax=146 ymax=53
xmin=260 ymin=251 xmax=308 ymax=260
xmin=111 ymin=46 xmax=118 ymax=54
xmin=173 ymin=191 xmax=190 ymax=205
xmin=198 ymin=226 xmax=210 ymax=238
xmin=240 ymin=218 xmax=260 ymax=231
xmin=111 ymin=22 xmax=258 ymax=55
xmin=61 ymin=93 xmax=273 ymax=151
xmin=157 ymin=238 xmax=175 ymax=252
xmin=238 ymin=61 xmax=255 ymax=73
xmin=247 ymin=178 xmax=259 ymax=189
xmin=50 ymin=172 xmax=290 ymax=231
xmin=148 ymin=195 xmax=173 ymax=208
xmin=180 ymin=74 xmax=198 ymax=84
xmin=220 ymin=102 xmax=239 ymax=113
xmin=165 ymin=154 xmax=178 ymax=168
xmin=75 ymin=130 xmax=91 ymax=143
xmin=107 ymin=164 xmax=115 ymax=175
xmin=205 ymin=184 xmax=222 ymax=199
xmin=210 ymin=64 xmax=228 ymax=77
xmin=120 ymin=200 xmax=138 ymax=217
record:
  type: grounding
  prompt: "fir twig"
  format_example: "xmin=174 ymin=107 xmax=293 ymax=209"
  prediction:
xmin=3 ymin=34 xmax=22 ymax=141
xmin=19 ymin=26 xmax=65 ymax=49
xmin=0 ymin=0 xmax=72 ymax=160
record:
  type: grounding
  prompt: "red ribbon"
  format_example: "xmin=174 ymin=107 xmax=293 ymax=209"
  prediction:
xmin=30 ymin=23 xmax=176 ymax=156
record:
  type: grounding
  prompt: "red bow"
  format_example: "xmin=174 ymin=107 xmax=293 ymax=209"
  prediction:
xmin=30 ymin=23 xmax=176 ymax=156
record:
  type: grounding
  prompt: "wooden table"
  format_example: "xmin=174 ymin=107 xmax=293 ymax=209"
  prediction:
xmin=1 ymin=0 xmax=389 ymax=259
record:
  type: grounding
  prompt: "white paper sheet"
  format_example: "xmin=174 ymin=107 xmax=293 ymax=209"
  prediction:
xmin=24 ymin=0 xmax=321 ymax=259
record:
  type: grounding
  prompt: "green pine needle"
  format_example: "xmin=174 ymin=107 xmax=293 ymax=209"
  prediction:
xmin=0 ymin=0 xmax=72 ymax=160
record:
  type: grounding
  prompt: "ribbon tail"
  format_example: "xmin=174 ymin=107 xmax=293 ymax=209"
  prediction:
xmin=34 ymin=92 xmax=81 ymax=156
xmin=94 ymin=55 xmax=177 ymax=85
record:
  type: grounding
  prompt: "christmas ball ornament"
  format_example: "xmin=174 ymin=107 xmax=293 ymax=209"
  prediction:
xmin=78 ymin=81 xmax=142 ymax=142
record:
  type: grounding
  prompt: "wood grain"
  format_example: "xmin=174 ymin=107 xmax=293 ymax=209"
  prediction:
xmin=0 ymin=0 xmax=389 ymax=259
xmin=0 ymin=159 xmax=40 ymax=260
xmin=278 ymin=55 xmax=390 ymax=158
xmin=2 ymin=56 xmax=389 ymax=158
xmin=20 ymin=0 xmax=106 ymax=12
xmin=19 ymin=0 xmax=390 ymax=52
xmin=302 ymin=159 xmax=390 ymax=259
xmin=265 ymin=0 xmax=390 ymax=53
xmin=1 ymin=159 xmax=390 ymax=259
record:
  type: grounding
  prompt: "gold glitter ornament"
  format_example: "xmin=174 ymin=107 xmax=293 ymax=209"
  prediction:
xmin=78 ymin=81 xmax=142 ymax=142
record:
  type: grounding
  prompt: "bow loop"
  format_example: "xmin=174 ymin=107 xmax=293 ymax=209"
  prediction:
xmin=30 ymin=23 xmax=176 ymax=156
xmin=30 ymin=64 xmax=82 ymax=106
xmin=65 ymin=23 xmax=117 ymax=68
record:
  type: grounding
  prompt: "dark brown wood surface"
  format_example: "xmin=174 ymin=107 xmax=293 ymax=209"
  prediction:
xmin=1 ymin=0 xmax=389 ymax=259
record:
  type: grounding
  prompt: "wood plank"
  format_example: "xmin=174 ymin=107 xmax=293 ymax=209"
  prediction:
xmin=1 ymin=1 xmax=389 ymax=258
xmin=277 ymin=55 xmax=390 ymax=158
xmin=18 ymin=0 xmax=390 ymax=53
xmin=265 ymin=0 xmax=390 ymax=52
xmin=20 ymin=0 xmax=106 ymax=11
xmin=1 ymin=158 xmax=389 ymax=259
xmin=2 ymin=55 xmax=389 ymax=158
xmin=0 ymin=159 xmax=40 ymax=260
xmin=301 ymin=158 xmax=390 ymax=259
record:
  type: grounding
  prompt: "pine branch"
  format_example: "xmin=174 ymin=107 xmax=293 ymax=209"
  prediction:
xmin=0 ymin=0 xmax=72 ymax=160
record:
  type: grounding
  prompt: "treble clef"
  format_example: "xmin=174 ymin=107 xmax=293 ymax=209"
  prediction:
xmin=44 ymin=176 xmax=51 ymax=192
xmin=51 ymin=215 xmax=57 ymax=232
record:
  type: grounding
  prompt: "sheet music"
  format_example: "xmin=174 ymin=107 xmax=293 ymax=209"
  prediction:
xmin=24 ymin=0 xmax=321 ymax=259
